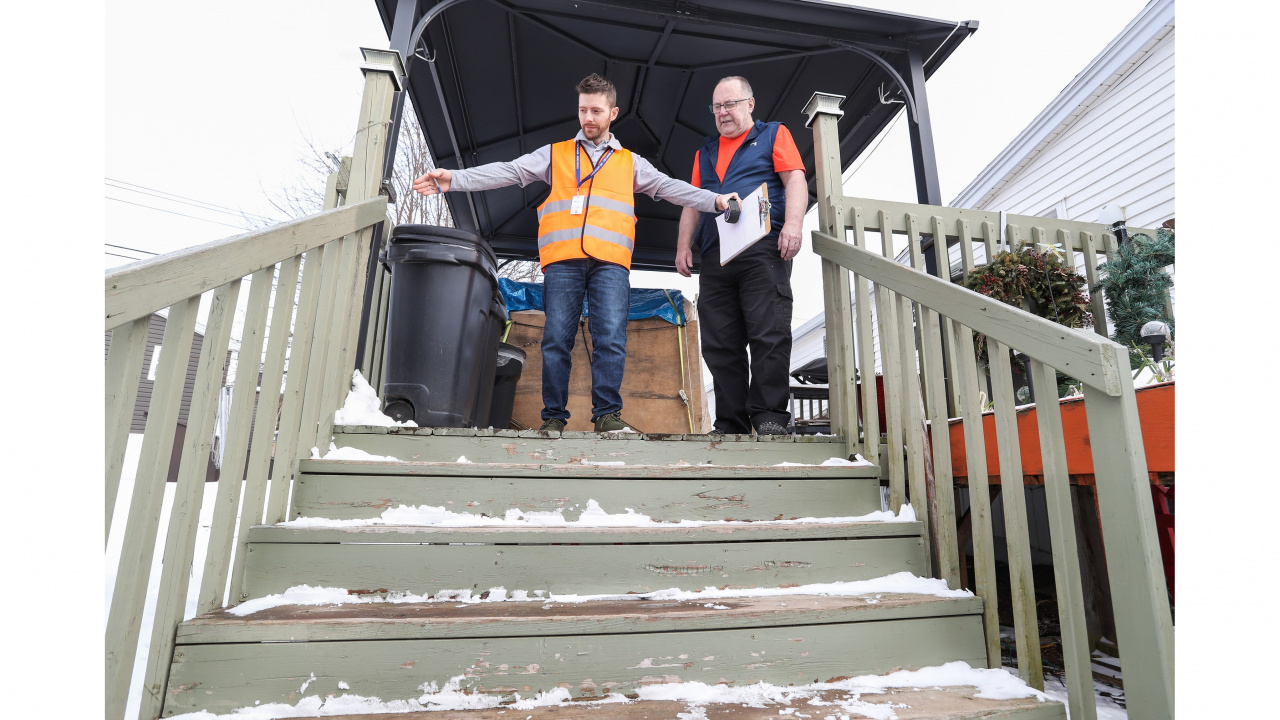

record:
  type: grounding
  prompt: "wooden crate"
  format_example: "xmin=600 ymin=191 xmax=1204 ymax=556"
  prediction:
xmin=503 ymin=300 xmax=709 ymax=433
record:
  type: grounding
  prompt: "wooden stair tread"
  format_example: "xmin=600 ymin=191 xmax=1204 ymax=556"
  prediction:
xmin=179 ymin=593 xmax=983 ymax=644
xmin=304 ymin=687 xmax=1064 ymax=720
xmin=338 ymin=424 xmax=846 ymax=442
xmin=291 ymin=471 xmax=883 ymax=523
xmin=249 ymin=520 xmax=923 ymax=544
xmin=327 ymin=427 xmax=867 ymax=470
xmin=299 ymin=458 xmax=879 ymax=479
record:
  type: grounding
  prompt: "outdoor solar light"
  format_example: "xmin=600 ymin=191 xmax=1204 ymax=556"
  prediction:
xmin=1098 ymin=204 xmax=1129 ymax=245
xmin=1141 ymin=320 xmax=1172 ymax=362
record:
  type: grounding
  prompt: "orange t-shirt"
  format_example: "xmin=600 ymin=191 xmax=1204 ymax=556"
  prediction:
xmin=690 ymin=124 xmax=805 ymax=188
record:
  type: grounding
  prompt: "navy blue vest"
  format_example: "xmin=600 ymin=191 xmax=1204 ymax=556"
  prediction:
xmin=692 ymin=120 xmax=788 ymax=256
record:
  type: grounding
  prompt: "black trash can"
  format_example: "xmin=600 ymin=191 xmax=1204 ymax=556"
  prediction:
xmin=487 ymin=342 xmax=527 ymax=430
xmin=380 ymin=225 xmax=499 ymax=427
xmin=471 ymin=293 xmax=508 ymax=428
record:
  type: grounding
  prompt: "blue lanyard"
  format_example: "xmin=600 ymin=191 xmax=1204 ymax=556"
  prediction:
xmin=575 ymin=141 xmax=615 ymax=190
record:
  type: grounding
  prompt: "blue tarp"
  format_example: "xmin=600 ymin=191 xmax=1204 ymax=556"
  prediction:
xmin=498 ymin=278 xmax=687 ymax=326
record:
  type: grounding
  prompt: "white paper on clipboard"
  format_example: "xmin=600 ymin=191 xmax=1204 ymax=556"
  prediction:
xmin=715 ymin=182 xmax=771 ymax=265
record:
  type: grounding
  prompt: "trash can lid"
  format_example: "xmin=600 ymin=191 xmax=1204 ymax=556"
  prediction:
xmin=389 ymin=224 xmax=497 ymax=265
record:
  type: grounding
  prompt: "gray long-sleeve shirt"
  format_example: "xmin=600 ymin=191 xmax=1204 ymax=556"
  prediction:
xmin=448 ymin=129 xmax=719 ymax=213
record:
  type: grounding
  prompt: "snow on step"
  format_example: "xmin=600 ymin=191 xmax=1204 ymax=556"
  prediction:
xmin=165 ymin=661 xmax=1062 ymax=720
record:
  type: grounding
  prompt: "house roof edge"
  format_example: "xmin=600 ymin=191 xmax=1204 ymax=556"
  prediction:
xmin=948 ymin=0 xmax=1175 ymax=210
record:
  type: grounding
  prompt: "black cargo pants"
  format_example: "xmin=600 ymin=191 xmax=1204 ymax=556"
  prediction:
xmin=697 ymin=235 xmax=793 ymax=433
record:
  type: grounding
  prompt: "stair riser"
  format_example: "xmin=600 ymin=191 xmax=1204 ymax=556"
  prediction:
xmin=164 ymin=614 xmax=986 ymax=716
xmin=333 ymin=430 xmax=851 ymax=466
xmin=292 ymin=474 xmax=883 ymax=522
xmin=243 ymin=537 xmax=927 ymax=599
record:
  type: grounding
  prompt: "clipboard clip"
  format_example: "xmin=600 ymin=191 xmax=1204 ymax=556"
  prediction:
xmin=758 ymin=197 xmax=771 ymax=225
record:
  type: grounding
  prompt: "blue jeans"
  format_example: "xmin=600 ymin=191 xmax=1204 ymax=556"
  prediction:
xmin=541 ymin=258 xmax=630 ymax=422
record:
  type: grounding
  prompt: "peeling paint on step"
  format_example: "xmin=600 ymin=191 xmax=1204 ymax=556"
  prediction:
xmin=645 ymin=563 xmax=723 ymax=576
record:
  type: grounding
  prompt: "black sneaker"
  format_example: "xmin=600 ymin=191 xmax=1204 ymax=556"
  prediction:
xmin=539 ymin=418 xmax=566 ymax=432
xmin=754 ymin=421 xmax=789 ymax=436
xmin=594 ymin=412 xmax=639 ymax=433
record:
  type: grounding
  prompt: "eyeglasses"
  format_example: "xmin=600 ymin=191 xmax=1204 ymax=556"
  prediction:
xmin=709 ymin=98 xmax=751 ymax=114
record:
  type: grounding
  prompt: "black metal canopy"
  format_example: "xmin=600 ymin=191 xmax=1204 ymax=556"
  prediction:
xmin=373 ymin=0 xmax=976 ymax=271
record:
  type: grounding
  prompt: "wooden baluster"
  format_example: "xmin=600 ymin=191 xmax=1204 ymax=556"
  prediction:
xmin=105 ymin=314 xmax=150 ymax=545
xmin=951 ymin=320 xmax=1000 ymax=667
xmin=138 ymin=280 xmax=241 ymax=720
xmin=1029 ymin=358 xmax=1098 ymax=720
xmin=989 ymin=340 xmax=1044 ymax=689
xmin=264 ymin=243 xmax=330 ymax=524
xmin=314 ymin=231 xmax=365 ymax=445
xmin=360 ymin=234 xmax=391 ymax=388
xmin=1084 ymin=370 xmax=1174 ymax=719
xmin=920 ymin=299 xmax=960 ymax=588
xmin=369 ymin=264 xmax=392 ymax=392
xmin=933 ymin=215 xmax=962 ymax=417
xmin=1080 ymin=231 xmax=1108 ymax=337
xmin=875 ymin=210 xmax=906 ymax=509
xmin=905 ymin=214 xmax=930 ymax=400
xmin=981 ymin=220 xmax=997 ymax=265
xmin=196 ymin=265 xmax=275 ymax=615
xmin=850 ymin=206 xmax=879 ymax=464
xmin=229 ymin=254 xmax=303 ymax=602
xmin=292 ymin=238 xmax=344 ymax=468
xmin=105 ymin=295 xmax=199 ymax=720
xmin=957 ymin=218 xmax=977 ymax=279
xmin=896 ymin=291 xmax=933 ymax=577
xmin=1007 ymin=223 xmax=1024 ymax=252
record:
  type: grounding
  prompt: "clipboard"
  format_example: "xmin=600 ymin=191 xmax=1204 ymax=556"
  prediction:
xmin=715 ymin=182 xmax=772 ymax=265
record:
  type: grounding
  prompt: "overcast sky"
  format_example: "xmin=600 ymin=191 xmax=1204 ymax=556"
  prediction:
xmin=105 ymin=0 xmax=1150 ymax=328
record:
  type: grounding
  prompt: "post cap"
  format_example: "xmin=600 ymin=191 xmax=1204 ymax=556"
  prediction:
xmin=360 ymin=47 xmax=407 ymax=92
xmin=803 ymin=92 xmax=845 ymax=128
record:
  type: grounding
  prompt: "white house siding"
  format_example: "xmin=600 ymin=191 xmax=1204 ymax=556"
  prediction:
xmin=970 ymin=26 xmax=1174 ymax=229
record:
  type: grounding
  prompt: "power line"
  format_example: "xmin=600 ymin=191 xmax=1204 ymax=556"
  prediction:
xmin=106 ymin=182 xmax=275 ymax=224
xmin=106 ymin=196 xmax=250 ymax=230
xmin=105 ymin=251 xmax=144 ymax=261
xmin=105 ymin=178 xmax=279 ymax=224
xmin=106 ymin=242 xmax=157 ymax=256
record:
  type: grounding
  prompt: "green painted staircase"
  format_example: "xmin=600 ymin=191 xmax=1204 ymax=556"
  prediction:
xmin=162 ymin=427 xmax=1064 ymax=718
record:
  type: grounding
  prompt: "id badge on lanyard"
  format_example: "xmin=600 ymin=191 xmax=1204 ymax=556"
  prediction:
xmin=572 ymin=142 xmax=613 ymax=215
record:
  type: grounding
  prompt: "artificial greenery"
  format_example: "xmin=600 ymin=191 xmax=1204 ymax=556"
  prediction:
xmin=1095 ymin=227 xmax=1175 ymax=366
xmin=962 ymin=246 xmax=1093 ymax=364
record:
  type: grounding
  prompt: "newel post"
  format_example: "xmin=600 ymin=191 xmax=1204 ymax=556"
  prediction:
xmin=803 ymin=93 xmax=860 ymax=456
xmin=311 ymin=48 xmax=405 ymax=453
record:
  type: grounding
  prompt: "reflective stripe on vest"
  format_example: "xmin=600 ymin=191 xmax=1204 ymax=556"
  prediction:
xmin=536 ymin=140 xmax=636 ymax=270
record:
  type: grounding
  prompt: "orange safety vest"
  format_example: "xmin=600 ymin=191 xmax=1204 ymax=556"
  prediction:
xmin=537 ymin=140 xmax=636 ymax=270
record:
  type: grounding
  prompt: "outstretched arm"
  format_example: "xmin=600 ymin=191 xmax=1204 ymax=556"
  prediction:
xmin=413 ymin=145 xmax=552 ymax=196
xmin=633 ymin=155 xmax=737 ymax=212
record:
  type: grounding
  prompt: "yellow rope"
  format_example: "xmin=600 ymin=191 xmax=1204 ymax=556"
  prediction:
xmin=664 ymin=290 xmax=695 ymax=434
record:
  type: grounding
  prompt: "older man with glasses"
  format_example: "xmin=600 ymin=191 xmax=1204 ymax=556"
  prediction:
xmin=675 ymin=75 xmax=808 ymax=436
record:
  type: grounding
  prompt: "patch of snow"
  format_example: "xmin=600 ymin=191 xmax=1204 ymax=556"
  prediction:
xmin=228 ymin=570 xmax=968 ymax=616
xmin=333 ymin=370 xmax=417 ymax=427
xmin=312 ymin=442 xmax=398 ymax=462
xmin=456 ymin=455 xmax=472 ymax=464
xmin=281 ymin=499 xmax=918 ymax=529
xmin=167 ymin=662 xmax=1045 ymax=719
xmin=775 ymin=455 xmax=873 ymax=467
xmin=337 ymin=681 xmax=349 ymax=690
